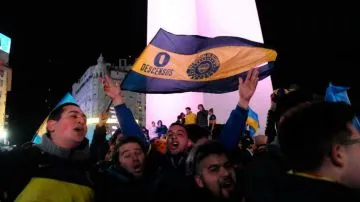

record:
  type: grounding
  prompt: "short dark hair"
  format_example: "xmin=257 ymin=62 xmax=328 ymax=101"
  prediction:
xmin=275 ymin=88 xmax=315 ymax=123
xmin=186 ymin=107 xmax=191 ymax=110
xmin=266 ymin=88 xmax=316 ymax=143
xmin=48 ymin=103 xmax=80 ymax=121
xmin=109 ymin=128 xmax=122 ymax=145
xmin=186 ymin=141 xmax=228 ymax=176
xmin=185 ymin=124 xmax=209 ymax=144
xmin=278 ymin=101 xmax=356 ymax=172
xmin=169 ymin=122 xmax=188 ymax=137
xmin=112 ymin=136 xmax=147 ymax=163
xmin=170 ymin=122 xmax=184 ymax=127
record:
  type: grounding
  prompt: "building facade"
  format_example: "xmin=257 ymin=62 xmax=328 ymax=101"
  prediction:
xmin=72 ymin=55 xmax=146 ymax=135
xmin=0 ymin=33 xmax=12 ymax=144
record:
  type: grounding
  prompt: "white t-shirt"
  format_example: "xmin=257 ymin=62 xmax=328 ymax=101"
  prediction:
xmin=149 ymin=126 xmax=158 ymax=140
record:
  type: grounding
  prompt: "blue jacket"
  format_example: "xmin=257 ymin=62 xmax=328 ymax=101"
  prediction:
xmin=114 ymin=104 xmax=248 ymax=151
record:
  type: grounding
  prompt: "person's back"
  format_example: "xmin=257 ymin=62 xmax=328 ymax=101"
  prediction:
xmin=196 ymin=104 xmax=208 ymax=127
xmin=274 ymin=173 xmax=359 ymax=202
xmin=243 ymin=144 xmax=287 ymax=202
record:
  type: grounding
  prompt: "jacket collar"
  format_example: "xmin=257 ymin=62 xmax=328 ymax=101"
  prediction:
xmin=36 ymin=134 xmax=90 ymax=161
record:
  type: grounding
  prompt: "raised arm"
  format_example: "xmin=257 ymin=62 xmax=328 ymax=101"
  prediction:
xmin=101 ymin=76 xmax=146 ymax=143
xmin=90 ymin=112 xmax=109 ymax=162
xmin=220 ymin=68 xmax=259 ymax=151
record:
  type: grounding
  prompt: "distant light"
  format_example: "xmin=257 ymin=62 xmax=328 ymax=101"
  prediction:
xmin=0 ymin=33 xmax=11 ymax=54
xmin=0 ymin=129 xmax=8 ymax=139
xmin=87 ymin=117 xmax=119 ymax=125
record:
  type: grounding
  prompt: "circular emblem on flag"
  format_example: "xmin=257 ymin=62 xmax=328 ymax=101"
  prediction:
xmin=187 ymin=53 xmax=220 ymax=80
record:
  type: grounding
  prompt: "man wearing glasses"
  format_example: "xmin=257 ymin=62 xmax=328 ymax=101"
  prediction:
xmin=274 ymin=101 xmax=360 ymax=202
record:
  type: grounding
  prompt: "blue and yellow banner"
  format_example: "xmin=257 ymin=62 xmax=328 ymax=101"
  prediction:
xmin=325 ymin=83 xmax=360 ymax=132
xmin=121 ymin=29 xmax=277 ymax=93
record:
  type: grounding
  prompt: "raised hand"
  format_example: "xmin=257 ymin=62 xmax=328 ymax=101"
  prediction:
xmin=98 ymin=112 xmax=109 ymax=127
xmin=101 ymin=75 xmax=124 ymax=106
xmin=238 ymin=68 xmax=259 ymax=109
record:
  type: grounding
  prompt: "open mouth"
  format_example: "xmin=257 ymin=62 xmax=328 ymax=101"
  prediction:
xmin=74 ymin=127 xmax=83 ymax=132
xmin=133 ymin=164 xmax=142 ymax=173
xmin=220 ymin=178 xmax=235 ymax=189
xmin=169 ymin=141 xmax=179 ymax=150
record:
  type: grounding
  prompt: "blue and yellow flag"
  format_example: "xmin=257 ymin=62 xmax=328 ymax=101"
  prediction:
xmin=325 ymin=83 xmax=360 ymax=132
xmin=32 ymin=93 xmax=78 ymax=144
xmin=121 ymin=29 xmax=277 ymax=93
xmin=246 ymin=108 xmax=260 ymax=137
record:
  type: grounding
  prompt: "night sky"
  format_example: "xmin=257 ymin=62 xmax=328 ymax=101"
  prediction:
xmin=1 ymin=1 xmax=359 ymax=145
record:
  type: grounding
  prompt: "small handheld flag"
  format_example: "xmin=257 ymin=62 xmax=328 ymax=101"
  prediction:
xmin=325 ymin=83 xmax=360 ymax=132
xmin=246 ymin=108 xmax=260 ymax=137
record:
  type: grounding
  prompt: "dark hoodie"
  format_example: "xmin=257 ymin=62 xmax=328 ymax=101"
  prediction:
xmin=197 ymin=109 xmax=209 ymax=127
xmin=95 ymin=164 xmax=156 ymax=202
xmin=271 ymin=174 xmax=360 ymax=202
xmin=0 ymin=135 xmax=94 ymax=202
xmin=192 ymin=188 xmax=244 ymax=202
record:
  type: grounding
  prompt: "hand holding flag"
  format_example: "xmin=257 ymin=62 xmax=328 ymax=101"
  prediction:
xmin=101 ymin=75 xmax=124 ymax=106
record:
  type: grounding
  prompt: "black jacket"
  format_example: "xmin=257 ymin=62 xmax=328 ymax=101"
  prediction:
xmin=90 ymin=125 xmax=109 ymax=163
xmin=197 ymin=110 xmax=209 ymax=127
xmin=95 ymin=165 xmax=156 ymax=202
xmin=271 ymin=174 xmax=360 ymax=202
xmin=149 ymin=150 xmax=195 ymax=202
xmin=243 ymin=144 xmax=287 ymax=202
xmin=0 ymin=135 xmax=94 ymax=201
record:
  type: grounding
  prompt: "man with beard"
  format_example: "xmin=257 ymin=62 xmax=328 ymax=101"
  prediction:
xmin=95 ymin=136 xmax=154 ymax=202
xmin=186 ymin=141 xmax=242 ymax=202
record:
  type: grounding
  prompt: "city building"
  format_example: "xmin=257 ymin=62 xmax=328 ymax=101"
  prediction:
xmin=72 ymin=55 xmax=146 ymax=136
xmin=0 ymin=33 xmax=12 ymax=145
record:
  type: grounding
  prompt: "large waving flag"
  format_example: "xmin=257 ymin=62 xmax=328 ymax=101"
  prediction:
xmin=325 ymin=83 xmax=360 ymax=131
xmin=246 ymin=108 xmax=260 ymax=137
xmin=121 ymin=29 xmax=277 ymax=93
xmin=32 ymin=93 xmax=78 ymax=144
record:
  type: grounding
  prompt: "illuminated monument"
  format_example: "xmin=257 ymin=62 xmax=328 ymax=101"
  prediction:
xmin=146 ymin=0 xmax=273 ymax=134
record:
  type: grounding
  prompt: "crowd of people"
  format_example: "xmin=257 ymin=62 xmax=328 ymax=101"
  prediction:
xmin=0 ymin=68 xmax=360 ymax=202
xmin=146 ymin=104 xmax=218 ymax=141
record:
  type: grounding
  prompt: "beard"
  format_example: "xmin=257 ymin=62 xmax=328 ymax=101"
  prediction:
xmin=200 ymin=175 xmax=236 ymax=199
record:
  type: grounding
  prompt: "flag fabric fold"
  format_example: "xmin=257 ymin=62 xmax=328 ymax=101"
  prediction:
xmin=325 ymin=83 xmax=360 ymax=132
xmin=121 ymin=29 xmax=277 ymax=94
